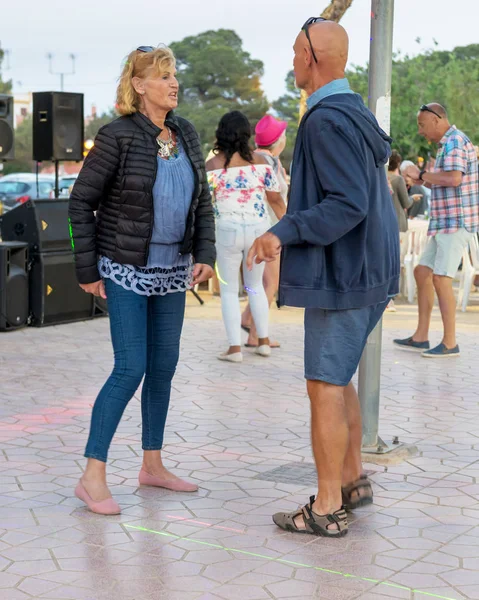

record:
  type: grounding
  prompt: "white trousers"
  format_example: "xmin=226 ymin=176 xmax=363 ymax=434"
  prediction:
xmin=215 ymin=221 xmax=270 ymax=347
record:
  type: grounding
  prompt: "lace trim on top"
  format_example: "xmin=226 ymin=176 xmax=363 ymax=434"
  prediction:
xmin=98 ymin=256 xmax=193 ymax=296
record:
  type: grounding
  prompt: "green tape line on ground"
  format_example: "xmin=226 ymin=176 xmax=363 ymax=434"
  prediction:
xmin=124 ymin=524 xmax=458 ymax=600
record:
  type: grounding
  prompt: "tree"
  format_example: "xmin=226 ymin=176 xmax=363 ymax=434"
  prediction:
xmin=85 ymin=108 xmax=117 ymax=141
xmin=272 ymin=70 xmax=300 ymax=171
xmin=0 ymin=47 xmax=12 ymax=94
xmin=347 ymin=43 xmax=479 ymax=160
xmin=170 ymin=29 xmax=269 ymax=155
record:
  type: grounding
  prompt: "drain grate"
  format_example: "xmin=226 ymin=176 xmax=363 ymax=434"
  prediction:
xmin=254 ymin=462 xmax=318 ymax=486
xmin=254 ymin=462 xmax=375 ymax=486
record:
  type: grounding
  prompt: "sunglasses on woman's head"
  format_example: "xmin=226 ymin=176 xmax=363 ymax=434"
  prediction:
xmin=419 ymin=104 xmax=443 ymax=119
xmin=302 ymin=17 xmax=327 ymax=64
xmin=137 ymin=46 xmax=155 ymax=53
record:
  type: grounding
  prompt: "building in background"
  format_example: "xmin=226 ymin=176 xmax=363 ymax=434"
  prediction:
xmin=13 ymin=92 xmax=32 ymax=127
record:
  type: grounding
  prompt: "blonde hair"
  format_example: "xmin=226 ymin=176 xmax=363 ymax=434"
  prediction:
xmin=116 ymin=45 xmax=176 ymax=115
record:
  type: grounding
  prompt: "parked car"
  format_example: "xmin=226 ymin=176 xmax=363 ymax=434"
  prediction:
xmin=0 ymin=175 xmax=55 ymax=212
xmin=57 ymin=174 xmax=78 ymax=198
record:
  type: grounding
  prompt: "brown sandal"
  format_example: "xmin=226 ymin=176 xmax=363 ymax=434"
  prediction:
xmin=341 ymin=475 xmax=373 ymax=511
xmin=273 ymin=495 xmax=348 ymax=537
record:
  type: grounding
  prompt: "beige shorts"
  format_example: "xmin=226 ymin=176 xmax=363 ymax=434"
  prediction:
xmin=419 ymin=229 xmax=473 ymax=278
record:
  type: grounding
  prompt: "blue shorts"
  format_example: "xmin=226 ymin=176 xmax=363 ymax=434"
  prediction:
xmin=304 ymin=301 xmax=388 ymax=386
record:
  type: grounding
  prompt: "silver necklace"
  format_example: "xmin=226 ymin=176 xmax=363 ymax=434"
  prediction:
xmin=156 ymin=126 xmax=177 ymax=158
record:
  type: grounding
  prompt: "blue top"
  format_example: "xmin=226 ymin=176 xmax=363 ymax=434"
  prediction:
xmin=99 ymin=139 xmax=195 ymax=296
xmin=306 ymin=78 xmax=355 ymax=110
xmin=270 ymin=88 xmax=400 ymax=310
xmin=147 ymin=144 xmax=195 ymax=266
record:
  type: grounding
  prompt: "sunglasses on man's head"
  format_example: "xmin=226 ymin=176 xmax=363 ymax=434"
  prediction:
xmin=137 ymin=46 xmax=155 ymax=53
xmin=419 ymin=104 xmax=443 ymax=119
xmin=302 ymin=17 xmax=327 ymax=63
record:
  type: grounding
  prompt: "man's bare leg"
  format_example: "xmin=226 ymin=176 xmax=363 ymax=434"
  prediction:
xmin=412 ymin=265 xmax=435 ymax=342
xmin=342 ymin=382 xmax=363 ymax=486
xmin=433 ymin=274 xmax=457 ymax=348
xmin=294 ymin=380 xmax=348 ymax=529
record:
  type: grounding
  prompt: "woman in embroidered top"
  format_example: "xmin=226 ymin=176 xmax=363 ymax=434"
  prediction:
xmin=68 ymin=45 xmax=215 ymax=515
xmin=207 ymin=111 xmax=286 ymax=363
xmin=241 ymin=115 xmax=289 ymax=348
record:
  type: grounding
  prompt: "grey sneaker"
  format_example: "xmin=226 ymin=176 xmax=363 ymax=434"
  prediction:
xmin=393 ymin=337 xmax=430 ymax=352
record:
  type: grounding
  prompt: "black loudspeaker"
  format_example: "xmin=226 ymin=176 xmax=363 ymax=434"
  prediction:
xmin=0 ymin=242 xmax=29 ymax=331
xmin=33 ymin=92 xmax=84 ymax=161
xmin=0 ymin=200 xmax=107 ymax=327
xmin=29 ymin=250 xmax=106 ymax=327
xmin=0 ymin=199 xmax=70 ymax=252
xmin=0 ymin=95 xmax=14 ymax=160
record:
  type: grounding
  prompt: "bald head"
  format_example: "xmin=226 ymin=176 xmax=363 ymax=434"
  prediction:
xmin=294 ymin=20 xmax=349 ymax=94
xmin=425 ymin=103 xmax=448 ymax=119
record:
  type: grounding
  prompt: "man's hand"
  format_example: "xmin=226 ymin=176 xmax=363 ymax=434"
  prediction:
xmin=246 ymin=232 xmax=281 ymax=271
xmin=80 ymin=280 xmax=106 ymax=299
xmin=411 ymin=194 xmax=423 ymax=202
xmin=192 ymin=263 xmax=214 ymax=287
xmin=404 ymin=165 xmax=422 ymax=185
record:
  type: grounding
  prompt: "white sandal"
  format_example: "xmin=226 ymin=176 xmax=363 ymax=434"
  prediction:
xmin=218 ymin=352 xmax=243 ymax=363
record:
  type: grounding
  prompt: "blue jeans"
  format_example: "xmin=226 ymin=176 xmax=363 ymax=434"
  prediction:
xmin=85 ymin=279 xmax=186 ymax=462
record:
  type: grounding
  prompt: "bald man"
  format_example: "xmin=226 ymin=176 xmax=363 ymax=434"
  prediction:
xmin=247 ymin=19 xmax=399 ymax=537
xmin=396 ymin=104 xmax=479 ymax=357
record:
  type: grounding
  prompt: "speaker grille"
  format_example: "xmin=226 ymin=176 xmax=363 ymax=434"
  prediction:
xmin=0 ymin=121 xmax=14 ymax=157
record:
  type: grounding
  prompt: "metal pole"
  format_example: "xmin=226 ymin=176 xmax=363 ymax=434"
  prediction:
xmin=358 ymin=0 xmax=395 ymax=450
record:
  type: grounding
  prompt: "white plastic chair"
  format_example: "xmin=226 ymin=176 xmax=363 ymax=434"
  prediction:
xmin=457 ymin=236 xmax=479 ymax=312
xmin=403 ymin=231 xmax=416 ymax=303
xmin=194 ymin=278 xmax=214 ymax=295
xmin=404 ymin=227 xmax=429 ymax=303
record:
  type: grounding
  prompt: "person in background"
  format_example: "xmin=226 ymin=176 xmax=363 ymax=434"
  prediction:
xmin=388 ymin=150 xmax=412 ymax=231
xmin=396 ymin=103 xmax=479 ymax=357
xmin=386 ymin=150 xmax=411 ymax=312
xmin=68 ymin=45 xmax=215 ymax=515
xmin=207 ymin=111 xmax=286 ymax=363
xmin=401 ymin=159 xmax=430 ymax=217
xmin=241 ymin=115 xmax=289 ymax=348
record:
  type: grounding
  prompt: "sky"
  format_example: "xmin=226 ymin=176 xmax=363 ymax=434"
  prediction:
xmin=2 ymin=0 xmax=479 ymax=115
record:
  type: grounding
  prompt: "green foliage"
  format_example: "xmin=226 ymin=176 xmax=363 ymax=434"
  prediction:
xmin=170 ymin=29 xmax=269 ymax=155
xmin=347 ymin=44 xmax=479 ymax=160
xmin=85 ymin=108 xmax=117 ymax=141
xmin=272 ymin=70 xmax=300 ymax=171
xmin=0 ymin=48 xmax=12 ymax=95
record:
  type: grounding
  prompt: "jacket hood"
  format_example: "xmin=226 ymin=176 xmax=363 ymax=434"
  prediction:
xmin=314 ymin=94 xmax=392 ymax=167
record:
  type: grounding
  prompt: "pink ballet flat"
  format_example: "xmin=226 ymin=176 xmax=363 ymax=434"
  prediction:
xmin=74 ymin=480 xmax=121 ymax=515
xmin=138 ymin=469 xmax=198 ymax=492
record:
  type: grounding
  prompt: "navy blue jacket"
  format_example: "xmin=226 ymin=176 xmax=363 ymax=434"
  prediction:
xmin=271 ymin=93 xmax=400 ymax=310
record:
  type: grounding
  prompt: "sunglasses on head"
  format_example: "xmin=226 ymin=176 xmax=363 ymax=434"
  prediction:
xmin=419 ymin=104 xmax=443 ymax=119
xmin=302 ymin=17 xmax=327 ymax=63
xmin=137 ymin=46 xmax=155 ymax=53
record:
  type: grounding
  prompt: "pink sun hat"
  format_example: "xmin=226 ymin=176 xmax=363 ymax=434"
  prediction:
xmin=255 ymin=115 xmax=287 ymax=147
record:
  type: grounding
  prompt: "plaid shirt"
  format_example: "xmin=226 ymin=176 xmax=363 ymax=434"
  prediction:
xmin=428 ymin=125 xmax=479 ymax=235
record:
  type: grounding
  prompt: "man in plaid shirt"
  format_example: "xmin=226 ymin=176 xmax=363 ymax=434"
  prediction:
xmin=395 ymin=103 xmax=478 ymax=357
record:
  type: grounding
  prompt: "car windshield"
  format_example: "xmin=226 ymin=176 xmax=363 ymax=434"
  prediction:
xmin=0 ymin=182 xmax=29 ymax=195
xmin=60 ymin=178 xmax=76 ymax=187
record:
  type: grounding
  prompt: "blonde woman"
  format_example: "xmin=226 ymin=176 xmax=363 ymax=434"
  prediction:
xmin=69 ymin=45 xmax=215 ymax=514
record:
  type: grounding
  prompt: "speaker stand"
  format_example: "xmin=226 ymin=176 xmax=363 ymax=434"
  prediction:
xmin=54 ymin=161 xmax=60 ymax=198
xmin=189 ymin=288 xmax=204 ymax=305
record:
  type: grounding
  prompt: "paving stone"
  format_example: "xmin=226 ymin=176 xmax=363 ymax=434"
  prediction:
xmin=1 ymin=306 xmax=479 ymax=600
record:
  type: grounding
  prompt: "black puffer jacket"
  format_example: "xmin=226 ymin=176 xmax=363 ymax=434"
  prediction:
xmin=69 ymin=112 xmax=216 ymax=284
